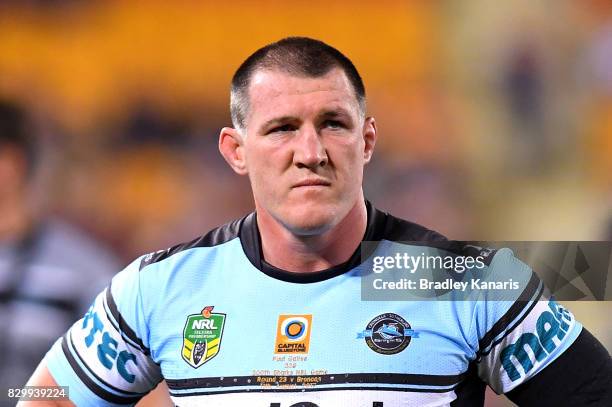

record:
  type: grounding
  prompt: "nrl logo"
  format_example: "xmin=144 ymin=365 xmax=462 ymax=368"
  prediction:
xmin=181 ymin=306 xmax=226 ymax=368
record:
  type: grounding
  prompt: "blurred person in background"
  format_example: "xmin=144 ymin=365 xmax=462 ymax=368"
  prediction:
xmin=503 ymin=37 xmax=548 ymax=173
xmin=0 ymin=99 xmax=119 ymax=392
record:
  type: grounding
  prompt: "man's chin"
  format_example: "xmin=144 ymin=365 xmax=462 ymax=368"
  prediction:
xmin=286 ymin=221 xmax=333 ymax=237
xmin=279 ymin=207 xmax=339 ymax=237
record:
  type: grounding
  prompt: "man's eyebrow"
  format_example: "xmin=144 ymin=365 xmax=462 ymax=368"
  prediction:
xmin=319 ymin=108 xmax=353 ymax=121
xmin=259 ymin=109 xmax=353 ymax=130
xmin=260 ymin=116 xmax=299 ymax=130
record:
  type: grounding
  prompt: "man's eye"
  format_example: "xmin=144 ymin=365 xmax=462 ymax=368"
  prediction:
xmin=323 ymin=120 xmax=344 ymax=130
xmin=268 ymin=124 xmax=296 ymax=133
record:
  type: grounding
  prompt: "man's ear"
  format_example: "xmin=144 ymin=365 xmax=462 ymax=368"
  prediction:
xmin=219 ymin=127 xmax=248 ymax=175
xmin=362 ymin=117 xmax=377 ymax=164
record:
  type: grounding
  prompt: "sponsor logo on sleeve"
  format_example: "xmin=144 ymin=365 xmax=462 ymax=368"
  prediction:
xmin=501 ymin=299 xmax=574 ymax=381
xmin=81 ymin=304 xmax=138 ymax=383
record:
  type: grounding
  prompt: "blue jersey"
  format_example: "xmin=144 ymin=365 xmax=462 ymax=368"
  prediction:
xmin=46 ymin=203 xmax=582 ymax=406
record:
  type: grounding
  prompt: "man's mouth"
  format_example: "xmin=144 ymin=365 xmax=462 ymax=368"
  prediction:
xmin=292 ymin=178 xmax=332 ymax=188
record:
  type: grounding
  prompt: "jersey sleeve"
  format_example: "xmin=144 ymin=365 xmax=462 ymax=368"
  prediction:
xmin=473 ymin=248 xmax=583 ymax=394
xmin=45 ymin=256 xmax=163 ymax=406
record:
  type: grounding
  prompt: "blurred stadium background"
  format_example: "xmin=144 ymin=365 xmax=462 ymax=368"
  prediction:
xmin=0 ymin=1 xmax=610 ymax=405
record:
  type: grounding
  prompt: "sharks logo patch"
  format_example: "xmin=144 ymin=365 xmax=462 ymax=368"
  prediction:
xmin=357 ymin=313 xmax=419 ymax=355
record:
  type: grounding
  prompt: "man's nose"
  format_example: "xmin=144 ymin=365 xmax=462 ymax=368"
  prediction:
xmin=293 ymin=126 xmax=328 ymax=169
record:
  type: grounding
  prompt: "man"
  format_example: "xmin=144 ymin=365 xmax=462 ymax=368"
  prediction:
xmin=0 ymin=100 xmax=118 ymax=395
xmin=24 ymin=37 xmax=610 ymax=406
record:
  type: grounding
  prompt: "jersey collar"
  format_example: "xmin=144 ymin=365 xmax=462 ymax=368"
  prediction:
xmin=239 ymin=200 xmax=386 ymax=283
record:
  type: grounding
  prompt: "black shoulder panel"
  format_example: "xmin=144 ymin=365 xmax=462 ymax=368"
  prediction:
xmin=138 ymin=216 xmax=244 ymax=271
xmin=373 ymin=207 xmax=495 ymax=256
xmin=372 ymin=208 xmax=498 ymax=265
xmin=369 ymin=207 xmax=448 ymax=243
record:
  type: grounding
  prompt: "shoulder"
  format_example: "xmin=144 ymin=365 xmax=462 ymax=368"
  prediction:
xmin=138 ymin=214 xmax=248 ymax=271
xmin=368 ymin=206 xmax=448 ymax=243
xmin=372 ymin=206 xmax=499 ymax=262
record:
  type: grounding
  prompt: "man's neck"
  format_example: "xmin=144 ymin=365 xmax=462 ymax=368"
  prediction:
xmin=256 ymin=199 xmax=368 ymax=272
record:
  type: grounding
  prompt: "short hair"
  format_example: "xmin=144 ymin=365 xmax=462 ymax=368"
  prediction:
xmin=230 ymin=37 xmax=366 ymax=131
xmin=0 ymin=99 xmax=36 ymax=175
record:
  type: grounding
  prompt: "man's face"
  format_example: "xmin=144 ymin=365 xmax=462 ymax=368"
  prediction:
xmin=240 ymin=67 xmax=375 ymax=235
